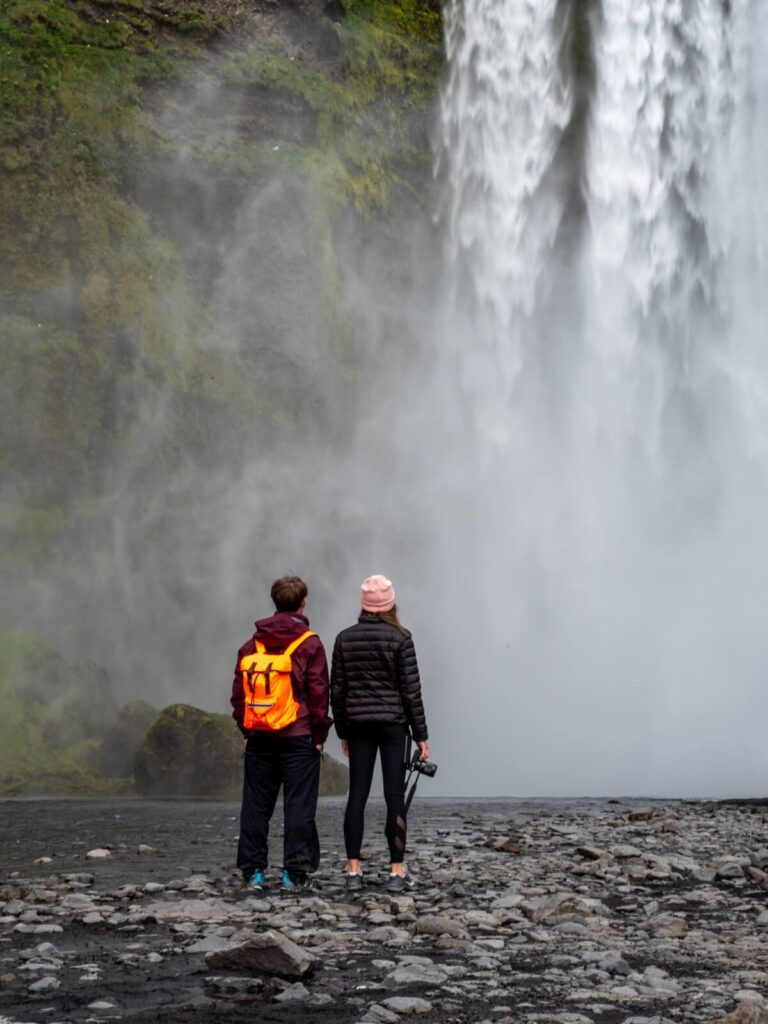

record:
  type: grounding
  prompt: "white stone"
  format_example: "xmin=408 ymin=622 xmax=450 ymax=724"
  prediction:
xmin=28 ymin=975 xmax=60 ymax=993
xmin=381 ymin=996 xmax=434 ymax=1014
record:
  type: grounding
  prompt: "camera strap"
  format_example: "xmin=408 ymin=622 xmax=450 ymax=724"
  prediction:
xmin=404 ymin=737 xmax=421 ymax=815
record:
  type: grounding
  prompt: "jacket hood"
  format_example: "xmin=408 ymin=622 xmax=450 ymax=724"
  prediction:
xmin=253 ymin=611 xmax=311 ymax=648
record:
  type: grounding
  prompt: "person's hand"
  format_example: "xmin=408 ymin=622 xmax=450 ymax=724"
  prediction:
xmin=341 ymin=740 xmax=349 ymax=758
xmin=418 ymin=740 xmax=429 ymax=761
xmin=315 ymin=743 xmax=324 ymax=753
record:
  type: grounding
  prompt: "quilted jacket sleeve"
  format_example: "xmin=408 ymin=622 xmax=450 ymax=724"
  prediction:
xmin=397 ymin=634 xmax=428 ymax=741
xmin=330 ymin=633 xmax=349 ymax=740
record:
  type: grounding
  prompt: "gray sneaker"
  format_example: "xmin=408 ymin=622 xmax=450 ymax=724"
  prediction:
xmin=386 ymin=867 xmax=414 ymax=893
xmin=345 ymin=872 xmax=364 ymax=893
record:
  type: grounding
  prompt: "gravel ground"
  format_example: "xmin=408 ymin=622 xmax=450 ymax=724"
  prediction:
xmin=1 ymin=797 xmax=767 ymax=1024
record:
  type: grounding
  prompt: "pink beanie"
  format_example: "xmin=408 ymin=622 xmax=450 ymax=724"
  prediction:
xmin=361 ymin=574 xmax=396 ymax=613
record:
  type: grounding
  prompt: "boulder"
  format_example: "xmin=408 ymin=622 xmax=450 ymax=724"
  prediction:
xmin=134 ymin=703 xmax=348 ymax=796
xmin=134 ymin=704 xmax=243 ymax=796
xmin=205 ymin=930 xmax=320 ymax=978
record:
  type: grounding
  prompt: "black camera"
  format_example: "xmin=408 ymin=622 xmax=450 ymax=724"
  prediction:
xmin=406 ymin=748 xmax=438 ymax=778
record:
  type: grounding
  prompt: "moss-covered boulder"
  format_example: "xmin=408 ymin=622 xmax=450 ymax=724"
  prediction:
xmin=133 ymin=703 xmax=240 ymax=797
xmin=134 ymin=702 xmax=348 ymax=797
xmin=100 ymin=699 xmax=158 ymax=778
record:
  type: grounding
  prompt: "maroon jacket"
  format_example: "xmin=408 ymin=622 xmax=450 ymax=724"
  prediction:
xmin=231 ymin=612 xmax=332 ymax=746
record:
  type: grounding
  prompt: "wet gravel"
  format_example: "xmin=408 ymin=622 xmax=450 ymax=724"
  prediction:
xmin=1 ymin=797 xmax=767 ymax=1024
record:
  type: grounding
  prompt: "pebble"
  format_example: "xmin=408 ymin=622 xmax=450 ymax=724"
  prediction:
xmin=381 ymin=996 xmax=433 ymax=1014
xmin=28 ymin=974 xmax=60 ymax=993
xmin=86 ymin=848 xmax=112 ymax=860
xmin=274 ymin=981 xmax=310 ymax=1002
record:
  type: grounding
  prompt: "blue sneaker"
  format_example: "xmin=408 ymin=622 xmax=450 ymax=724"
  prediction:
xmin=247 ymin=869 xmax=265 ymax=893
xmin=280 ymin=868 xmax=318 ymax=893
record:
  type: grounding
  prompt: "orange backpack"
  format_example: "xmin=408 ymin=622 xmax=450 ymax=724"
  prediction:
xmin=240 ymin=631 xmax=315 ymax=732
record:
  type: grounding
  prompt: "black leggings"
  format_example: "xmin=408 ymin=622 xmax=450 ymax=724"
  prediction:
xmin=344 ymin=723 xmax=408 ymax=864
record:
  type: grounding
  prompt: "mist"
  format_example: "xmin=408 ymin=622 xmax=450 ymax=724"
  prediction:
xmin=5 ymin=0 xmax=768 ymax=799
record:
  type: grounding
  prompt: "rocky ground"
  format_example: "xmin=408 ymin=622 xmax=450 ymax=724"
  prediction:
xmin=1 ymin=797 xmax=767 ymax=1024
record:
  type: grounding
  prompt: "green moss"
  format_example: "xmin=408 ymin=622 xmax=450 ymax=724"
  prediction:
xmin=134 ymin=703 xmax=242 ymax=796
xmin=0 ymin=630 xmax=131 ymax=795
xmin=220 ymin=46 xmax=343 ymax=113
xmin=0 ymin=502 xmax=67 ymax=569
xmin=1 ymin=0 xmax=444 ymax=574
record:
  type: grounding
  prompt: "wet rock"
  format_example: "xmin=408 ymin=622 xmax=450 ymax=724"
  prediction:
xmin=489 ymin=837 xmax=522 ymax=853
xmin=577 ymin=845 xmax=610 ymax=860
xmin=383 ymin=963 xmax=448 ymax=989
xmin=414 ymin=915 xmax=467 ymax=937
xmin=274 ymin=981 xmax=310 ymax=1002
xmin=61 ymin=893 xmax=98 ymax=911
xmin=205 ymin=930 xmax=321 ymax=978
xmin=716 ymin=862 xmax=746 ymax=880
xmin=364 ymin=1006 xmax=400 ymax=1024
xmin=628 ymin=807 xmax=655 ymax=821
xmin=368 ymin=925 xmax=412 ymax=946
xmin=204 ymin=975 xmax=266 ymax=997
xmin=381 ymin=996 xmax=433 ymax=1014
xmin=28 ymin=974 xmax=60 ymax=993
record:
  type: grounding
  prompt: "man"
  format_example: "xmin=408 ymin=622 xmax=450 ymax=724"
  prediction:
xmin=231 ymin=574 xmax=332 ymax=893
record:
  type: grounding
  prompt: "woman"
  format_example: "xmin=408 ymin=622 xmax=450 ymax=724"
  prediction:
xmin=331 ymin=574 xmax=429 ymax=893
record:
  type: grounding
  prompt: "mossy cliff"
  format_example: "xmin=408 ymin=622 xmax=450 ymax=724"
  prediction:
xmin=0 ymin=0 xmax=444 ymax=577
xmin=0 ymin=629 xmax=131 ymax=795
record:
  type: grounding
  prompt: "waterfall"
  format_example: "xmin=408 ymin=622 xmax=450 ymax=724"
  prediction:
xmin=429 ymin=0 xmax=768 ymax=795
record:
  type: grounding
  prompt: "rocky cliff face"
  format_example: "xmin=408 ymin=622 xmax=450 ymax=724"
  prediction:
xmin=1 ymin=0 xmax=442 ymax=563
xmin=1 ymin=0 xmax=444 ymax=719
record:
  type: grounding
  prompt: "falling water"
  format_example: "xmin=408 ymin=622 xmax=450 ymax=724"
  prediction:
xmin=428 ymin=0 xmax=768 ymax=795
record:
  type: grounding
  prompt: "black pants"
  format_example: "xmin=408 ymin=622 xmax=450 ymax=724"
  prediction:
xmin=237 ymin=734 xmax=321 ymax=880
xmin=344 ymin=723 xmax=408 ymax=864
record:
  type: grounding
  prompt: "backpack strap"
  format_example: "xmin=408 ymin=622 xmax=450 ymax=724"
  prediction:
xmin=283 ymin=630 xmax=316 ymax=658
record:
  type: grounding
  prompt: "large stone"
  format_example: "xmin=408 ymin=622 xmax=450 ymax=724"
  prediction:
xmin=134 ymin=704 xmax=242 ymax=797
xmin=205 ymin=930 xmax=321 ymax=979
xmin=414 ymin=915 xmax=468 ymax=937
xmin=133 ymin=704 xmax=347 ymax=796
xmin=383 ymin=964 xmax=448 ymax=989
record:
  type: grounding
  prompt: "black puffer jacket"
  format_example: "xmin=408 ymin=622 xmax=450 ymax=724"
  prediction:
xmin=331 ymin=613 xmax=428 ymax=741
